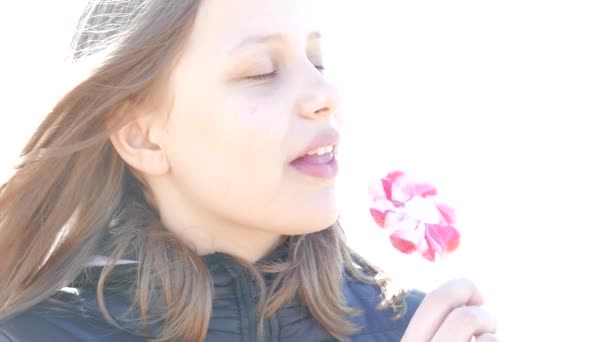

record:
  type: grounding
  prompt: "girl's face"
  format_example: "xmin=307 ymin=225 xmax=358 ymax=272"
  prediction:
xmin=138 ymin=0 xmax=342 ymax=248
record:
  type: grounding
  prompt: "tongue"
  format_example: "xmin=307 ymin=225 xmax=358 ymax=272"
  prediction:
xmin=292 ymin=152 xmax=334 ymax=165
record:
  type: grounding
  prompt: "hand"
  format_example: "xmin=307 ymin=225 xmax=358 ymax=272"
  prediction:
xmin=401 ymin=278 xmax=498 ymax=342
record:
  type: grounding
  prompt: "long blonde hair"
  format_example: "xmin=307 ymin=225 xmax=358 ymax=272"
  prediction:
xmin=0 ymin=1 xmax=401 ymax=341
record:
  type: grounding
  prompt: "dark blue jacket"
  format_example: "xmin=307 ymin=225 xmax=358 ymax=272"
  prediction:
xmin=0 ymin=250 xmax=424 ymax=341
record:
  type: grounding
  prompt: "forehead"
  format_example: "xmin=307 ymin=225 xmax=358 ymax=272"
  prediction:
xmin=189 ymin=0 xmax=326 ymax=51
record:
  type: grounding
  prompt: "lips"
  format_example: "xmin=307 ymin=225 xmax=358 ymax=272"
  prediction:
xmin=290 ymin=130 xmax=340 ymax=179
xmin=294 ymin=152 xmax=334 ymax=165
xmin=296 ymin=130 xmax=340 ymax=158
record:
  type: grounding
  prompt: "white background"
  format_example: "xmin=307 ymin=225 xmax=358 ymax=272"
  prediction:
xmin=1 ymin=1 xmax=607 ymax=341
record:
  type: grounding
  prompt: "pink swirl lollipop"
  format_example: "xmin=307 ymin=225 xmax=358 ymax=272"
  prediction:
xmin=369 ymin=171 xmax=460 ymax=262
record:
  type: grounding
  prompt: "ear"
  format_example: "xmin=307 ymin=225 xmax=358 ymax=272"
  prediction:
xmin=110 ymin=115 xmax=170 ymax=176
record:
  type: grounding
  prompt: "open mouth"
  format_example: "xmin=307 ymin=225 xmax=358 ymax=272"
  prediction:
xmin=300 ymin=144 xmax=336 ymax=163
xmin=290 ymin=145 xmax=338 ymax=178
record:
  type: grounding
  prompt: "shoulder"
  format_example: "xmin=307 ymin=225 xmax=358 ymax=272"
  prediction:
xmin=0 ymin=288 xmax=144 ymax=342
xmin=344 ymin=274 xmax=426 ymax=341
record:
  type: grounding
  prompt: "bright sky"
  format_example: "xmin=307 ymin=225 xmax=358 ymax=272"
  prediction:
xmin=1 ymin=1 xmax=607 ymax=341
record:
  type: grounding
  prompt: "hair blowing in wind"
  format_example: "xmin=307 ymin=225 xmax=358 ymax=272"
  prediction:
xmin=0 ymin=1 xmax=403 ymax=341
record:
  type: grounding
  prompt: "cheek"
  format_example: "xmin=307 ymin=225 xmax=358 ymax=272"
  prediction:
xmin=238 ymin=102 xmax=289 ymax=141
xmin=242 ymin=103 xmax=280 ymax=125
xmin=230 ymin=103 xmax=290 ymax=181
xmin=246 ymin=104 xmax=258 ymax=117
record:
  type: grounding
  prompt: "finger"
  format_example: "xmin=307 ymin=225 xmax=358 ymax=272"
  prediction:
xmin=430 ymin=306 xmax=497 ymax=342
xmin=401 ymin=278 xmax=484 ymax=342
xmin=476 ymin=333 xmax=499 ymax=342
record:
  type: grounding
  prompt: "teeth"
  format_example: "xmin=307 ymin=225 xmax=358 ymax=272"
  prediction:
xmin=307 ymin=145 xmax=334 ymax=156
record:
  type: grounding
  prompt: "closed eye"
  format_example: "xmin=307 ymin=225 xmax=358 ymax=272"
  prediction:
xmin=245 ymin=65 xmax=325 ymax=81
xmin=246 ymin=70 xmax=278 ymax=80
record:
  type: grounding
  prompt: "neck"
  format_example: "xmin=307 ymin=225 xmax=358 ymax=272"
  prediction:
xmin=148 ymin=177 xmax=284 ymax=263
xmin=161 ymin=210 xmax=283 ymax=264
xmin=197 ymin=226 xmax=284 ymax=263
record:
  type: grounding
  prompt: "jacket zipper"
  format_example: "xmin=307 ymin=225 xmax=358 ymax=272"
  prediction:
xmin=247 ymin=271 xmax=259 ymax=341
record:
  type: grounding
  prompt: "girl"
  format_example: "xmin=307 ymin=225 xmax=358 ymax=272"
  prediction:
xmin=0 ymin=0 xmax=497 ymax=341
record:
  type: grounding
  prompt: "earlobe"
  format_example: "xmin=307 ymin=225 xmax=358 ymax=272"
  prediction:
xmin=110 ymin=119 xmax=170 ymax=176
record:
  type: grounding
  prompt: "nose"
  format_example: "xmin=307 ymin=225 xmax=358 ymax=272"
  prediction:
xmin=296 ymin=78 xmax=339 ymax=120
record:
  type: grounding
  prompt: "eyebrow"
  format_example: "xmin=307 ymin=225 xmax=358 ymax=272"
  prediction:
xmin=230 ymin=31 xmax=321 ymax=53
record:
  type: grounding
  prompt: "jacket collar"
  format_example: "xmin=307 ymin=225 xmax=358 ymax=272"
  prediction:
xmin=77 ymin=238 xmax=290 ymax=290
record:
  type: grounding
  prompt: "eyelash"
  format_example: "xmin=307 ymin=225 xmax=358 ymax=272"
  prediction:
xmin=247 ymin=65 xmax=325 ymax=81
